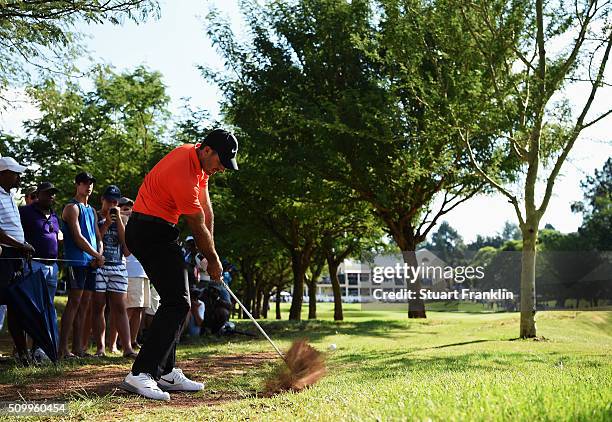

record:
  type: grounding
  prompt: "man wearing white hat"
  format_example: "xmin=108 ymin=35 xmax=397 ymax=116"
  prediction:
xmin=0 ymin=157 xmax=36 ymax=365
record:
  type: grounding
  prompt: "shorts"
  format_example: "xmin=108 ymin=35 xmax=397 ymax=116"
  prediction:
xmin=69 ymin=266 xmax=97 ymax=291
xmin=95 ymin=264 xmax=128 ymax=294
xmin=126 ymin=277 xmax=151 ymax=308
xmin=145 ymin=285 xmax=160 ymax=316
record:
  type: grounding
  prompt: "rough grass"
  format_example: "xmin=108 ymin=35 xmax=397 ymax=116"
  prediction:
xmin=0 ymin=303 xmax=610 ymax=421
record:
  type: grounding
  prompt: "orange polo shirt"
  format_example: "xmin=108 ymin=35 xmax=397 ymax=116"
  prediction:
xmin=133 ymin=144 xmax=209 ymax=224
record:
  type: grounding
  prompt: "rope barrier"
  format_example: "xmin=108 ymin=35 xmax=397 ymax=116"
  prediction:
xmin=0 ymin=256 xmax=123 ymax=266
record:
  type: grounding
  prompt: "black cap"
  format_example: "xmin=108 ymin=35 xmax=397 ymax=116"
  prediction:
xmin=202 ymin=129 xmax=239 ymax=170
xmin=118 ymin=197 xmax=134 ymax=206
xmin=75 ymin=172 xmax=96 ymax=184
xmin=102 ymin=185 xmax=121 ymax=200
xmin=36 ymin=181 xmax=59 ymax=194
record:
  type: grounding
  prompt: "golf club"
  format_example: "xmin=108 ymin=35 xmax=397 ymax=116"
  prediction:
xmin=217 ymin=279 xmax=285 ymax=361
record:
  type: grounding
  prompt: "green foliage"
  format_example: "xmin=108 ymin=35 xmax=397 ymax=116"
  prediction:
xmin=0 ymin=1 xmax=159 ymax=104
xmin=572 ymin=158 xmax=612 ymax=250
xmin=205 ymin=0 xmax=515 ymax=256
xmin=467 ymin=221 xmax=521 ymax=251
xmin=202 ymin=0 xmax=530 ymax=319
xmin=423 ymin=221 xmax=467 ymax=265
xmin=10 ymin=66 xmax=173 ymax=208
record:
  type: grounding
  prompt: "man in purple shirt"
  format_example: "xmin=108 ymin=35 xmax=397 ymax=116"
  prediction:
xmin=19 ymin=181 xmax=63 ymax=363
xmin=19 ymin=182 xmax=62 ymax=296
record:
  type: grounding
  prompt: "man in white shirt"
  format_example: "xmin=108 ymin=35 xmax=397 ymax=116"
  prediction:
xmin=0 ymin=157 xmax=36 ymax=365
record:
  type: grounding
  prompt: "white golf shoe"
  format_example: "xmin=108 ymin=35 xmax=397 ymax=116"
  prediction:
xmin=157 ymin=368 xmax=204 ymax=392
xmin=120 ymin=372 xmax=170 ymax=401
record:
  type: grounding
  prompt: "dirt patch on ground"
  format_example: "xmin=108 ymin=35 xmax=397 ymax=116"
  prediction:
xmin=0 ymin=352 xmax=278 ymax=408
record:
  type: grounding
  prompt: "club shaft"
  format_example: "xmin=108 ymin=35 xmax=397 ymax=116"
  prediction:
xmin=218 ymin=279 xmax=286 ymax=361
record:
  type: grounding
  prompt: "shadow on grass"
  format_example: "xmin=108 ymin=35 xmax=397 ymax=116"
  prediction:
xmin=227 ymin=318 xmax=438 ymax=342
xmin=431 ymin=339 xmax=493 ymax=349
xmin=330 ymin=349 xmax=546 ymax=377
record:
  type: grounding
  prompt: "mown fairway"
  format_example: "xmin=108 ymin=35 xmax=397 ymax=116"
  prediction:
xmin=0 ymin=303 xmax=610 ymax=421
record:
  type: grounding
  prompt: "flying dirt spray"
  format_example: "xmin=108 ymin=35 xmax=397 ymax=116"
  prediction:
xmin=218 ymin=280 xmax=326 ymax=393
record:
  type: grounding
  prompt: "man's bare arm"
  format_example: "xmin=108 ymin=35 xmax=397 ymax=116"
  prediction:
xmin=94 ymin=212 xmax=103 ymax=248
xmin=0 ymin=228 xmax=33 ymax=252
xmin=199 ymin=186 xmax=214 ymax=237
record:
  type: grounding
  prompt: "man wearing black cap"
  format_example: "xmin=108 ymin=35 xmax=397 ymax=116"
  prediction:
xmin=120 ymin=129 xmax=238 ymax=401
xmin=19 ymin=181 xmax=63 ymax=363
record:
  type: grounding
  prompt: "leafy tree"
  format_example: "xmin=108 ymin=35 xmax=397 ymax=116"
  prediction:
xmin=456 ymin=0 xmax=612 ymax=337
xmin=501 ymin=222 xmax=521 ymax=242
xmin=424 ymin=221 xmax=466 ymax=265
xmin=205 ymin=127 xmax=324 ymax=321
xmin=573 ymin=158 xmax=612 ymax=250
xmin=93 ymin=65 xmax=171 ymax=180
xmin=321 ymin=214 xmax=385 ymax=321
xmin=13 ymin=66 xmax=173 ymax=207
xmin=0 ymin=0 xmax=159 ymax=106
xmin=468 ymin=221 xmax=521 ymax=250
xmin=573 ymin=158 xmax=612 ymax=215
xmin=204 ymin=0 xmax=512 ymax=319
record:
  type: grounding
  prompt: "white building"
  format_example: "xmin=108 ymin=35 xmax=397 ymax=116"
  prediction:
xmin=313 ymin=249 xmax=451 ymax=303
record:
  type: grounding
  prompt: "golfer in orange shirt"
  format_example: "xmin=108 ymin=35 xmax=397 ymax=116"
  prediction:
xmin=120 ymin=129 xmax=238 ymax=400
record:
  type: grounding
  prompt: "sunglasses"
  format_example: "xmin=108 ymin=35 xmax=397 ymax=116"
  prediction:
xmin=44 ymin=219 xmax=57 ymax=234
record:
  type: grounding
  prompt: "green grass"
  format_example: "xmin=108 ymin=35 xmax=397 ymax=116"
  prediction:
xmin=0 ymin=303 xmax=610 ymax=421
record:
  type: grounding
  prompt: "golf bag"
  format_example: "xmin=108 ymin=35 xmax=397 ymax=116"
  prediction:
xmin=199 ymin=284 xmax=232 ymax=334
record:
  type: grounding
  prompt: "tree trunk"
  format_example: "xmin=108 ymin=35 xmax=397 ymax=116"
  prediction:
xmin=275 ymin=288 xmax=282 ymax=320
xmin=520 ymin=222 xmax=538 ymax=338
xmin=253 ymin=285 xmax=263 ymax=319
xmin=306 ymin=260 xmax=323 ymax=320
xmin=328 ymin=260 xmax=343 ymax=321
xmin=307 ymin=279 xmax=317 ymax=320
xmin=241 ymin=265 xmax=256 ymax=319
xmin=402 ymin=250 xmax=426 ymax=318
xmin=289 ymin=253 xmax=306 ymax=320
xmin=262 ymin=289 xmax=270 ymax=319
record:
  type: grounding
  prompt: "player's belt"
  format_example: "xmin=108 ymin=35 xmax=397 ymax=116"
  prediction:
xmin=130 ymin=212 xmax=176 ymax=227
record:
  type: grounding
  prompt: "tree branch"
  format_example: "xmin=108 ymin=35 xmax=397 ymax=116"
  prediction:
xmin=420 ymin=183 xmax=484 ymax=239
xmin=538 ymin=28 xmax=612 ymax=216
xmin=460 ymin=125 xmax=525 ymax=227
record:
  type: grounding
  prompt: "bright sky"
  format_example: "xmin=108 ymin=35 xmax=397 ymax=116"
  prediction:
xmin=0 ymin=0 xmax=610 ymax=242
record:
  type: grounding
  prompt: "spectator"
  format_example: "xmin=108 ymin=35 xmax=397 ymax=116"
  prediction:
xmin=0 ymin=157 xmax=36 ymax=365
xmin=108 ymin=197 xmax=150 ymax=352
xmin=91 ymin=186 xmax=135 ymax=358
xmin=18 ymin=181 xmax=63 ymax=363
xmin=198 ymin=255 xmax=211 ymax=283
xmin=183 ymin=236 xmax=199 ymax=285
xmin=185 ymin=288 xmax=204 ymax=337
xmin=22 ymin=186 xmax=37 ymax=206
xmin=59 ymin=172 xmax=104 ymax=359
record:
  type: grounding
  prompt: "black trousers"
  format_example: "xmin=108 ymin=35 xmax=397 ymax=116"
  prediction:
xmin=125 ymin=218 xmax=190 ymax=379
xmin=0 ymin=247 xmax=28 ymax=353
